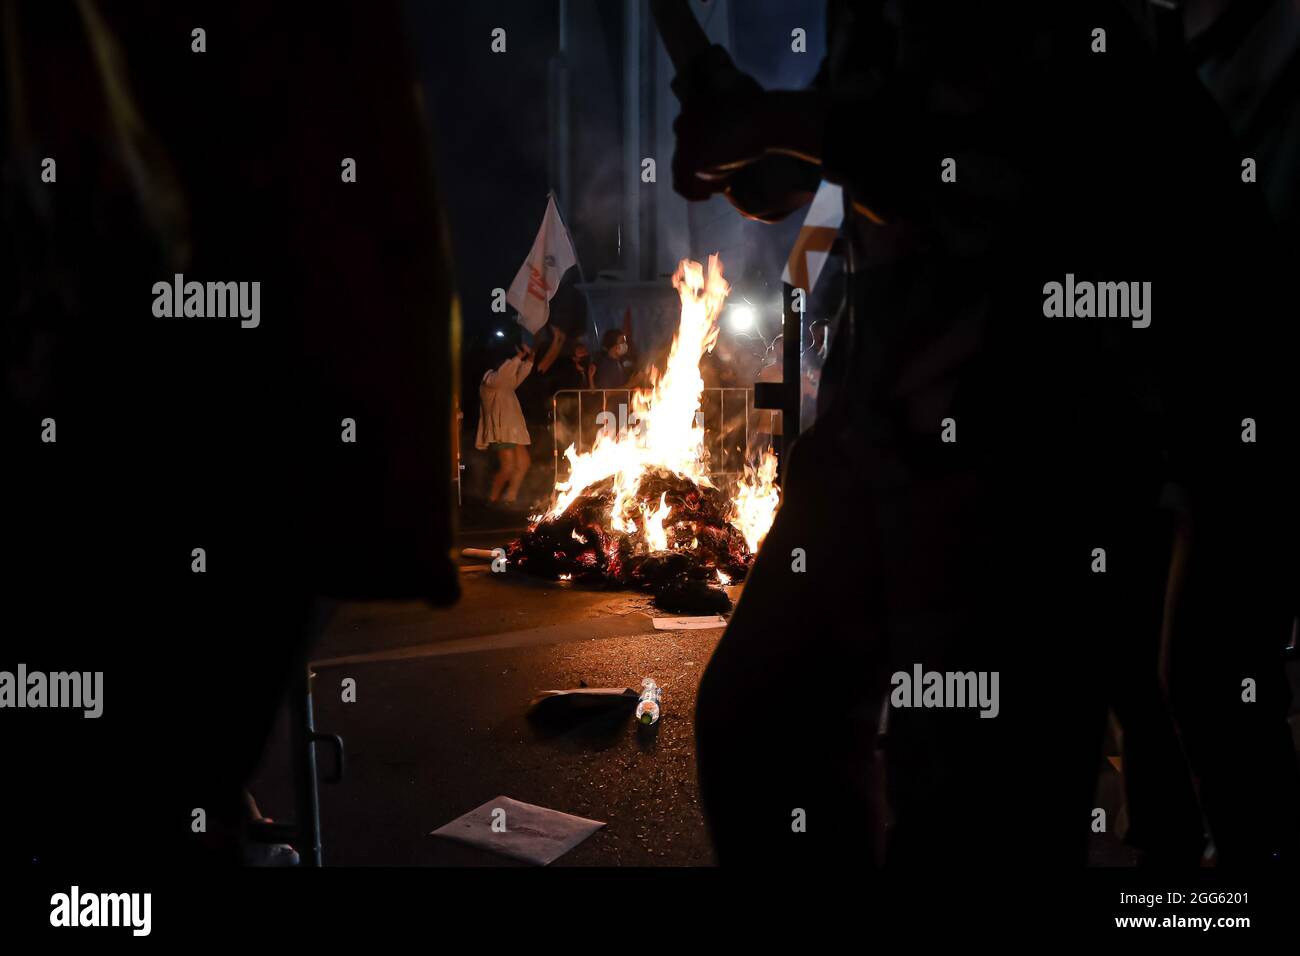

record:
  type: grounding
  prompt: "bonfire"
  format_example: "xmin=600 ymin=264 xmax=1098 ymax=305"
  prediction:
xmin=508 ymin=255 xmax=781 ymax=613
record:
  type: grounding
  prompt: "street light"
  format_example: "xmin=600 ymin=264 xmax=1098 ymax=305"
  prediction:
xmin=728 ymin=304 xmax=755 ymax=332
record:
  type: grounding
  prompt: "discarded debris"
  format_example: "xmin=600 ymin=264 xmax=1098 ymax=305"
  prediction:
xmin=526 ymin=686 xmax=638 ymax=719
xmin=653 ymin=574 xmax=732 ymax=614
xmin=652 ymin=615 xmax=727 ymax=630
xmin=635 ymin=678 xmax=662 ymax=726
xmin=430 ymin=796 xmax=605 ymax=866
xmin=508 ymin=469 xmax=750 ymax=612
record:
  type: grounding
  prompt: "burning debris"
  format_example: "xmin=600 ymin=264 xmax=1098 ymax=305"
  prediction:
xmin=508 ymin=255 xmax=780 ymax=613
xmin=508 ymin=468 xmax=752 ymax=610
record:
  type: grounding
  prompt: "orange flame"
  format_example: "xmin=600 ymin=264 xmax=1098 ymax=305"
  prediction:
xmin=547 ymin=255 xmax=779 ymax=555
xmin=731 ymin=448 xmax=779 ymax=552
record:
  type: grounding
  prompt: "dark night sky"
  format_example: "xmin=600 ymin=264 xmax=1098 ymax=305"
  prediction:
xmin=402 ymin=0 xmax=559 ymax=347
xmin=400 ymin=0 xmax=827 ymax=358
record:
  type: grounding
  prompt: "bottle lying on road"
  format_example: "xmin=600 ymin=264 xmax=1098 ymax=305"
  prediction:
xmin=635 ymin=678 xmax=663 ymax=725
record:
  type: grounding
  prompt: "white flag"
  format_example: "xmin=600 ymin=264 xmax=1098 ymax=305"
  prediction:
xmin=781 ymin=181 xmax=842 ymax=294
xmin=507 ymin=194 xmax=579 ymax=333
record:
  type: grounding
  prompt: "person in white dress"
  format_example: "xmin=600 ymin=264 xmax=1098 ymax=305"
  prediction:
xmin=476 ymin=344 xmax=534 ymax=505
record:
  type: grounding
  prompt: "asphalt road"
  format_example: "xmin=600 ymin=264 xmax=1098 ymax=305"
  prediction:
xmin=249 ymin=523 xmax=730 ymax=866
xmin=247 ymin=521 xmax=1300 ymax=867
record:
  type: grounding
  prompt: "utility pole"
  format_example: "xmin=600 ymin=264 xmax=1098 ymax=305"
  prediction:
xmin=548 ymin=0 xmax=572 ymax=212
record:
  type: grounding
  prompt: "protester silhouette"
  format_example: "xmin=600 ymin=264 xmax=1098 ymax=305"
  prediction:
xmin=675 ymin=1 xmax=1298 ymax=865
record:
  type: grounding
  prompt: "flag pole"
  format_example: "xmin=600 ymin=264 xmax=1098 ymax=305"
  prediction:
xmin=547 ymin=189 xmax=600 ymax=345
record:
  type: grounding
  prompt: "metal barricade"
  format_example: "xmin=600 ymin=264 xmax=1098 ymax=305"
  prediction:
xmin=550 ymin=388 xmax=753 ymax=486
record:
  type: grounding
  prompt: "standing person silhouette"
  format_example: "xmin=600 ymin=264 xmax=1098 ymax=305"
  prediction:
xmin=593 ymin=328 xmax=630 ymax=389
xmin=670 ymin=1 xmax=1290 ymax=866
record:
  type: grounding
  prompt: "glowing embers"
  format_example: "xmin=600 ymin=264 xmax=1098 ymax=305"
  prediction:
xmin=508 ymin=468 xmax=751 ymax=591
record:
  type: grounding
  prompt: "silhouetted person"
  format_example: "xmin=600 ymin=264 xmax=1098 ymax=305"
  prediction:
xmin=593 ymin=328 xmax=630 ymax=389
xmin=561 ymin=339 xmax=596 ymax=391
xmin=674 ymin=1 xmax=1294 ymax=866
xmin=3 ymin=1 xmax=458 ymax=866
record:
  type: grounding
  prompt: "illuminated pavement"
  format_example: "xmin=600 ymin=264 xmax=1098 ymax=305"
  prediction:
xmin=247 ymin=525 xmax=1300 ymax=867
xmin=250 ymin=523 xmax=724 ymax=866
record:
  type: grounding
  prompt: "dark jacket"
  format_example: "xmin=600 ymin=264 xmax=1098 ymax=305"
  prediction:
xmin=592 ymin=351 xmax=626 ymax=389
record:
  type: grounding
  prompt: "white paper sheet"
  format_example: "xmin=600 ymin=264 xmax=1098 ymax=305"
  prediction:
xmin=430 ymin=796 xmax=605 ymax=866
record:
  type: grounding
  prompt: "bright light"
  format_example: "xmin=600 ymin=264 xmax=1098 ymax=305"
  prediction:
xmin=495 ymin=330 xmax=505 ymax=338
xmin=728 ymin=304 xmax=755 ymax=332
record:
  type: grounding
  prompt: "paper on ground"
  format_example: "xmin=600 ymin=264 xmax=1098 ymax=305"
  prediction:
xmin=430 ymin=796 xmax=605 ymax=865
xmin=653 ymin=615 xmax=727 ymax=630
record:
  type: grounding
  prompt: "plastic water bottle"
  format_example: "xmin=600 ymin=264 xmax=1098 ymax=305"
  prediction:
xmin=635 ymin=678 xmax=662 ymax=725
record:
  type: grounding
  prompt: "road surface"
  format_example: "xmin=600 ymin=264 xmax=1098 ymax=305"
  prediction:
xmin=250 ymin=522 xmax=728 ymax=865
